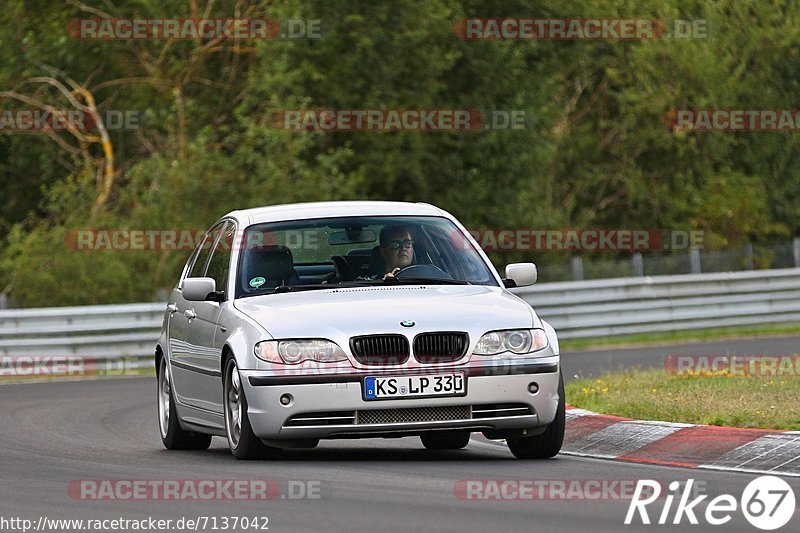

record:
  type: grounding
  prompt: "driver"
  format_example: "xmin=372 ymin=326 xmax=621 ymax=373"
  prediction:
xmin=378 ymin=225 xmax=415 ymax=279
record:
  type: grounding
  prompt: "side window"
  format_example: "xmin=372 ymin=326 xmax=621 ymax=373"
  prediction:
xmin=187 ymin=224 xmax=222 ymax=279
xmin=206 ymin=222 xmax=235 ymax=292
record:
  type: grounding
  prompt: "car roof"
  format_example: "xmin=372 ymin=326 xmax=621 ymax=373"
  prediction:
xmin=223 ymin=201 xmax=451 ymax=226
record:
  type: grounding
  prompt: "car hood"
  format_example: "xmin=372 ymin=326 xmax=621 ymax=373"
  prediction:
xmin=233 ymin=285 xmax=538 ymax=341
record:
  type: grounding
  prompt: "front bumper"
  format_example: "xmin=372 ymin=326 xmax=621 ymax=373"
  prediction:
xmin=239 ymin=357 xmax=560 ymax=440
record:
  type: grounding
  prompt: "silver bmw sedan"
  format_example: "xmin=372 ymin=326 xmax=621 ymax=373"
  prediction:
xmin=156 ymin=201 xmax=563 ymax=460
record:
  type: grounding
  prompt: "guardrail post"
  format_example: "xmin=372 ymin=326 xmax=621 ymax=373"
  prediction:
xmin=632 ymin=253 xmax=644 ymax=277
xmin=571 ymin=256 xmax=584 ymax=281
xmin=744 ymin=242 xmax=754 ymax=270
xmin=794 ymin=237 xmax=800 ymax=267
xmin=690 ymin=248 xmax=701 ymax=274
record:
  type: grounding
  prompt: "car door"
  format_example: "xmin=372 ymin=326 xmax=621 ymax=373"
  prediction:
xmin=168 ymin=222 xmax=224 ymax=411
xmin=196 ymin=220 xmax=236 ymax=410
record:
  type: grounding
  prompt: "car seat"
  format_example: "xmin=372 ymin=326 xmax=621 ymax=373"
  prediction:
xmin=242 ymin=245 xmax=300 ymax=289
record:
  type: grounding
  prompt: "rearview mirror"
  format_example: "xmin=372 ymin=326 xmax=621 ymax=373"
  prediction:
xmin=183 ymin=277 xmax=217 ymax=301
xmin=504 ymin=263 xmax=537 ymax=288
xmin=329 ymin=229 xmax=377 ymax=245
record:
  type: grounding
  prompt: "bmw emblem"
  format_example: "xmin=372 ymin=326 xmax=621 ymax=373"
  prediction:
xmin=400 ymin=320 xmax=415 ymax=328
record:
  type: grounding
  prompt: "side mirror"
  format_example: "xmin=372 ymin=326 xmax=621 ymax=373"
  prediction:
xmin=504 ymin=263 xmax=537 ymax=288
xmin=183 ymin=277 xmax=217 ymax=301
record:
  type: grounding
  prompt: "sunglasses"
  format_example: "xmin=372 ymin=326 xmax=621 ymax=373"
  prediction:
xmin=386 ymin=239 xmax=414 ymax=250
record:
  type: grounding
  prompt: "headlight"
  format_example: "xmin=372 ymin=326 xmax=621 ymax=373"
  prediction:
xmin=254 ymin=339 xmax=348 ymax=364
xmin=473 ymin=329 xmax=548 ymax=356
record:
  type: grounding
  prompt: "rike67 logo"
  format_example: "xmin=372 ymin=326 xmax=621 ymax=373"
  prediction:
xmin=625 ymin=476 xmax=795 ymax=530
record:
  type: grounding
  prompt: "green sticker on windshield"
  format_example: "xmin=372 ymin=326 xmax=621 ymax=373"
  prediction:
xmin=249 ymin=276 xmax=266 ymax=288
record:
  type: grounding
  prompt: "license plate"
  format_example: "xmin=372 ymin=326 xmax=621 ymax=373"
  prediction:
xmin=363 ymin=373 xmax=466 ymax=400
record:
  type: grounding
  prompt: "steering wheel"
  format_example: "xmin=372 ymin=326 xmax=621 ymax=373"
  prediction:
xmin=393 ymin=264 xmax=453 ymax=280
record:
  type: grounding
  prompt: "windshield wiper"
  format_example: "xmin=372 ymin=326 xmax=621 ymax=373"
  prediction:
xmin=331 ymin=280 xmax=385 ymax=287
xmin=334 ymin=278 xmax=469 ymax=287
xmin=390 ymin=277 xmax=470 ymax=285
xmin=240 ymin=284 xmax=331 ymax=297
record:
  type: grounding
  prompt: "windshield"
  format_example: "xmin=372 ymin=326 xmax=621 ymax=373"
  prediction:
xmin=235 ymin=215 xmax=498 ymax=298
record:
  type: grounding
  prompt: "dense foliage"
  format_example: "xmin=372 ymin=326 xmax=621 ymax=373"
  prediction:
xmin=1 ymin=0 xmax=798 ymax=306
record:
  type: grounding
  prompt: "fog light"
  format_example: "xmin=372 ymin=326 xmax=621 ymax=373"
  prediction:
xmin=280 ymin=394 xmax=293 ymax=406
xmin=528 ymin=382 xmax=539 ymax=394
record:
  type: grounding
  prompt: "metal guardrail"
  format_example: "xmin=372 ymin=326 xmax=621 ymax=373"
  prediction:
xmin=512 ymin=267 xmax=800 ymax=339
xmin=538 ymin=237 xmax=800 ymax=282
xmin=0 ymin=269 xmax=798 ymax=365
xmin=0 ymin=303 xmax=163 ymax=366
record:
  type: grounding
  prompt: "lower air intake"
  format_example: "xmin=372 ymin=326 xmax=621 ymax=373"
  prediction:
xmin=357 ymin=405 xmax=470 ymax=425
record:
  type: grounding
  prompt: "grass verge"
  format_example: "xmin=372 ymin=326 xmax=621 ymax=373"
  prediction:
xmin=565 ymin=368 xmax=800 ymax=430
xmin=559 ymin=322 xmax=800 ymax=351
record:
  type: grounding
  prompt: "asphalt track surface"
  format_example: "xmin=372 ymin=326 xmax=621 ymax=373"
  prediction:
xmin=1 ymin=335 xmax=799 ymax=533
xmin=561 ymin=334 xmax=800 ymax=380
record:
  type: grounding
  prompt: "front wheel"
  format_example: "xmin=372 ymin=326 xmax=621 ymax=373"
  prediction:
xmin=157 ymin=357 xmax=212 ymax=450
xmin=223 ymin=357 xmax=282 ymax=460
xmin=506 ymin=374 xmax=565 ymax=459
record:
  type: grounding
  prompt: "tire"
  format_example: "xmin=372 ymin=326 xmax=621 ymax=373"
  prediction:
xmin=420 ymin=431 xmax=471 ymax=450
xmin=223 ymin=357 xmax=282 ymax=460
xmin=157 ymin=357 xmax=212 ymax=450
xmin=506 ymin=373 xmax=565 ymax=459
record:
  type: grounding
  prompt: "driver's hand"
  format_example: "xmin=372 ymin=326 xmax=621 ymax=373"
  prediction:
xmin=383 ymin=267 xmax=401 ymax=280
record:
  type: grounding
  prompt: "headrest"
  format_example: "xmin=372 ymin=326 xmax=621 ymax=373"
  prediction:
xmin=244 ymin=245 xmax=296 ymax=283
